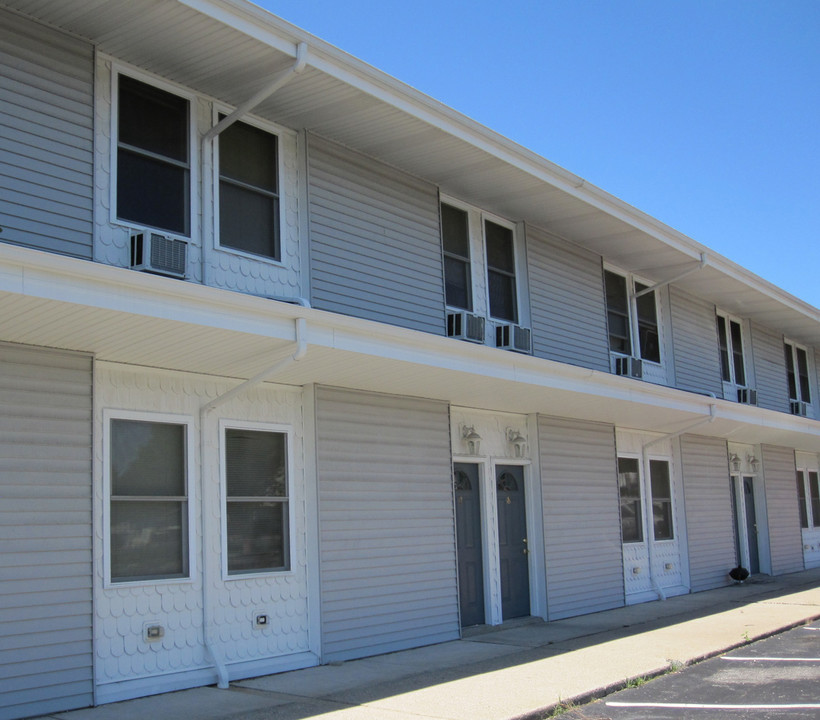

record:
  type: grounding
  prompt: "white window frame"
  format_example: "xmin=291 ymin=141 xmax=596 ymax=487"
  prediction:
xmin=439 ymin=195 xmax=528 ymax=332
xmin=784 ymin=339 xmax=814 ymax=416
xmin=211 ymin=105 xmax=288 ymax=266
xmin=219 ymin=419 xmax=295 ymax=581
xmin=796 ymin=467 xmax=820 ymax=530
xmin=617 ymin=453 xmax=646 ymax=544
xmin=716 ymin=310 xmax=751 ymax=395
xmin=440 ymin=201 xmax=474 ymax=313
xmin=102 ymin=409 xmax=196 ymax=588
xmin=109 ymin=63 xmax=198 ymax=238
xmin=604 ymin=265 xmax=664 ymax=369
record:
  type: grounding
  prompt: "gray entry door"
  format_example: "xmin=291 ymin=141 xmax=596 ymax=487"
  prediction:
xmin=496 ymin=465 xmax=530 ymax=619
xmin=743 ymin=476 xmax=760 ymax=574
xmin=454 ymin=463 xmax=485 ymax=627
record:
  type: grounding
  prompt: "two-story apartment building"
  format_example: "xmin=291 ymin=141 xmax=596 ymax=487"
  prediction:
xmin=2 ymin=1 xmax=820 ymax=717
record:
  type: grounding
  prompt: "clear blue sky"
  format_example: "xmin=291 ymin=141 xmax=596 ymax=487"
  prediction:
xmin=255 ymin=1 xmax=820 ymax=308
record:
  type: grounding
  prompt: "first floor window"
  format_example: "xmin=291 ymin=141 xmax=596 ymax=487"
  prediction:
xmin=224 ymin=427 xmax=289 ymax=574
xmin=618 ymin=457 xmax=643 ymax=543
xmin=649 ymin=460 xmax=674 ymax=540
xmin=219 ymin=118 xmax=280 ymax=260
xmin=109 ymin=418 xmax=189 ymax=582
xmin=117 ymin=74 xmax=190 ymax=235
xmin=797 ymin=470 xmax=820 ymax=529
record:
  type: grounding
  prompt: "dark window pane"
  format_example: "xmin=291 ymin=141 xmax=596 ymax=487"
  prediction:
xmin=444 ymin=255 xmax=471 ymax=310
xmin=797 ymin=347 xmax=811 ymax=403
xmin=484 ymin=221 xmax=514 ymax=273
xmin=650 ymin=460 xmax=673 ymax=540
xmin=635 ymin=284 xmax=660 ymax=363
xmin=441 ymin=204 xmax=470 ymax=258
xmin=717 ymin=316 xmax=731 ymax=382
xmin=226 ymin=429 xmax=287 ymax=498
xmin=219 ymin=181 xmax=279 ymax=259
xmin=605 ymin=271 xmax=631 ymax=354
xmin=219 ymin=120 xmax=277 ymax=191
xmin=119 ymin=75 xmax=188 ymax=162
xmin=618 ymin=457 xmax=643 ymax=543
xmin=785 ymin=345 xmax=798 ymax=400
xmin=117 ymin=148 xmax=188 ymax=234
xmin=111 ymin=500 xmax=187 ymax=581
xmin=730 ymin=321 xmax=746 ymax=386
xmin=111 ymin=420 xmax=185 ymax=497
xmin=227 ymin=501 xmax=287 ymax=573
xmin=488 ymin=270 xmax=517 ymax=322
xmin=797 ymin=472 xmax=809 ymax=528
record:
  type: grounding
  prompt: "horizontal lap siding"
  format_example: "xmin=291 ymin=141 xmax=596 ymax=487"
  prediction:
xmin=527 ymin=226 xmax=610 ymax=371
xmin=680 ymin=435 xmax=734 ymax=591
xmin=669 ymin=287 xmax=722 ymax=397
xmin=307 ymin=135 xmax=446 ymax=334
xmin=316 ymin=387 xmax=457 ymax=662
xmin=751 ymin=323 xmax=789 ymax=413
xmin=539 ymin=416 xmax=623 ymax=618
xmin=0 ymin=10 xmax=93 ymax=259
xmin=0 ymin=344 xmax=93 ymax=720
xmin=761 ymin=445 xmax=804 ymax=575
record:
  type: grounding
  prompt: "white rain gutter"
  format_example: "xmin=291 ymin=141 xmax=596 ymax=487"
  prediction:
xmin=640 ymin=404 xmax=717 ymax=600
xmin=198 ymin=317 xmax=307 ymax=689
xmin=633 ymin=253 xmax=708 ymax=300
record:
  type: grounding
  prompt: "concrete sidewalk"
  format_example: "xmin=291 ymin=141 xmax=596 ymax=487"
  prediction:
xmin=47 ymin=568 xmax=820 ymax=720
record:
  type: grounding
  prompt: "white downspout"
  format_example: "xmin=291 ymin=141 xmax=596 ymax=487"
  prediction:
xmin=198 ymin=318 xmax=307 ymax=688
xmin=641 ymin=405 xmax=717 ymax=600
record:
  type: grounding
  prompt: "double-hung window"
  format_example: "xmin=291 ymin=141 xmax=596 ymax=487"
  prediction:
xmin=484 ymin=219 xmax=518 ymax=323
xmin=716 ymin=313 xmax=747 ymax=388
xmin=441 ymin=203 xmax=472 ymax=311
xmin=784 ymin=341 xmax=812 ymax=414
xmin=796 ymin=470 xmax=820 ymax=529
xmin=604 ymin=270 xmax=661 ymax=364
xmin=116 ymin=74 xmax=190 ymax=235
xmin=223 ymin=425 xmax=290 ymax=575
xmin=649 ymin=460 xmax=674 ymax=541
xmin=218 ymin=118 xmax=280 ymax=261
xmin=108 ymin=416 xmax=191 ymax=583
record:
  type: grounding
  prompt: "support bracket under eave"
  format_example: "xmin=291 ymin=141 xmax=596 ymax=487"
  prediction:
xmin=632 ymin=253 xmax=708 ymax=300
xmin=203 ymin=41 xmax=308 ymax=142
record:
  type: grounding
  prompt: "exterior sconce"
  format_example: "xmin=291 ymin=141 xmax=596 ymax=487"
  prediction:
xmin=747 ymin=455 xmax=760 ymax=473
xmin=461 ymin=425 xmax=482 ymax=455
xmin=729 ymin=453 xmax=741 ymax=473
xmin=507 ymin=428 xmax=527 ymax=458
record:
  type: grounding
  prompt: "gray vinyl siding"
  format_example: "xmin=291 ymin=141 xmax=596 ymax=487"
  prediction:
xmin=680 ymin=435 xmax=734 ymax=592
xmin=539 ymin=416 xmax=623 ymax=618
xmin=307 ymin=135 xmax=446 ymax=334
xmin=0 ymin=344 xmax=93 ymax=720
xmin=315 ymin=387 xmax=457 ymax=662
xmin=761 ymin=445 xmax=804 ymax=575
xmin=750 ymin=323 xmax=789 ymax=413
xmin=0 ymin=9 xmax=94 ymax=259
xmin=526 ymin=226 xmax=610 ymax=371
xmin=669 ymin=286 xmax=722 ymax=397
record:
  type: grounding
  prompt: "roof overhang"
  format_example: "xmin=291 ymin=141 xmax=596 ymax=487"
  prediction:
xmin=2 ymin=0 xmax=820 ymax=346
xmin=3 ymin=244 xmax=819 ymax=452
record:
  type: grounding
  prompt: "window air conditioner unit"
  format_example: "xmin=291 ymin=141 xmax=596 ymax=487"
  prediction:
xmin=791 ymin=400 xmax=809 ymax=417
xmin=446 ymin=311 xmax=485 ymax=343
xmin=736 ymin=388 xmax=758 ymax=406
xmin=130 ymin=230 xmax=187 ymax=279
xmin=495 ymin=323 xmax=531 ymax=354
xmin=614 ymin=356 xmax=643 ymax=379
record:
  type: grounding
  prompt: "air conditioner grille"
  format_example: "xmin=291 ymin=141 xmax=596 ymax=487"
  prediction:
xmin=149 ymin=234 xmax=187 ymax=275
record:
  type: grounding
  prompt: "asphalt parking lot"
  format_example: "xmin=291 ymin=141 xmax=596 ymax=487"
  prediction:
xmin=565 ymin=622 xmax=820 ymax=719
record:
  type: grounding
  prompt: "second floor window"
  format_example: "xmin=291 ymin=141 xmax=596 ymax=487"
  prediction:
xmin=784 ymin=341 xmax=811 ymax=406
xmin=218 ymin=118 xmax=280 ymax=261
xmin=117 ymin=74 xmax=190 ymax=235
xmin=716 ymin=314 xmax=747 ymax=387
xmin=485 ymin=220 xmax=518 ymax=323
xmin=441 ymin=203 xmax=472 ymax=311
xmin=604 ymin=270 xmax=660 ymax=363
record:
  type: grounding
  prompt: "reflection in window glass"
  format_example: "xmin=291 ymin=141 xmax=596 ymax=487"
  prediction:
xmin=650 ymin=460 xmax=673 ymax=540
xmin=441 ymin=204 xmax=472 ymax=310
xmin=618 ymin=457 xmax=642 ymax=543
xmin=485 ymin=220 xmax=517 ymax=322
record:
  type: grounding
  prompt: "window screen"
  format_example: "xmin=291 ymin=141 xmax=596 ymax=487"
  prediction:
xmin=110 ymin=419 xmax=188 ymax=582
xmin=117 ymin=75 xmax=189 ymax=234
xmin=225 ymin=428 xmax=289 ymax=574
xmin=618 ymin=457 xmax=643 ymax=543
xmin=649 ymin=460 xmax=673 ymax=540
xmin=441 ymin=204 xmax=472 ymax=310
xmin=605 ymin=271 xmax=631 ymax=354
xmin=797 ymin=471 xmax=809 ymax=529
xmin=219 ymin=119 xmax=280 ymax=260
xmin=485 ymin=220 xmax=517 ymax=322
